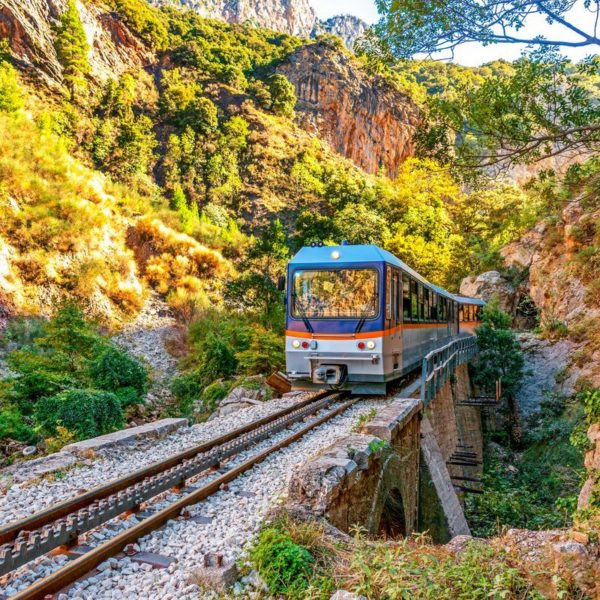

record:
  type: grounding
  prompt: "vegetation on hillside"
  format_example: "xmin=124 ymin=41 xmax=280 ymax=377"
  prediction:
xmin=0 ymin=305 xmax=147 ymax=453
xmin=245 ymin=516 xmax=591 ymax=599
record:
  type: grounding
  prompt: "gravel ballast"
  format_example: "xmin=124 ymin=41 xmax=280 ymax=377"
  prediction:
xmin=0 ymin=399 xmax=385 ymax=599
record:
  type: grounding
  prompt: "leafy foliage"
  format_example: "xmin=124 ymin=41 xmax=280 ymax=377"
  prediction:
xmin=0 ymin=305 xmax=147 ymax=444
xmin=422 ymin=49 xmax=600 ymax=168
xmin=268 ymin=74 xmax=297 ymax=118
xmin=35 ymin=389 xmax=124 ymax=440
xmin=466 ymin=392 xmax=585 ymax=537
xmin=473 ymin=300 xmax=524 ymax=399
xmin=249 ymin=524 xmax=315 ymax=597
xmin=368 ymin=0 xmax=600 ymax=59
xmin=112 ymin=0 xmax=168 ymax=50
xmin=53 ymin=0 xmax=90 ymax=97
xmin=0 ymin=61 xmax=24 ymax=112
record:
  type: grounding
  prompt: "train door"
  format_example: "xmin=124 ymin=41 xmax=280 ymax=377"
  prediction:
xmin=385 ymin=265 xmax=402 ymax=375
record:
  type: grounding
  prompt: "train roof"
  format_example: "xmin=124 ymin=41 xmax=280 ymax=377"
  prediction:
xmin=452 ymin=295 xmax=487 ymax=306
xmin=289 ymin=244 xmax=459 ymax=300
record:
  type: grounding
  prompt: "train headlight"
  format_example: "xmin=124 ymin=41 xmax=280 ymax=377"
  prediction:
xmin=366 ymin=341 xmax=376 ymax=350
xmin=292 ymin=340 xmax=301 ymax=349
xmin=357 ymin=341 xmax=366 ymax=350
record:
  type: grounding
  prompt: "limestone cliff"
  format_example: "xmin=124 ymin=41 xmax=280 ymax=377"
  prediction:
xmin=151 ymin=0 xmax=368 ymax=47
xmin=276 ymin=41 xmax=420 ymax=177
xmin=0 ymin=0 xmax=152 ymax=89
xmin=314 ymin=15 xmax=368 ymax=49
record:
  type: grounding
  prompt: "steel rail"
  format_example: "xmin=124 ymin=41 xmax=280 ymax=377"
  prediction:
xmin=10 ymin=397 xmax=358 ymax=600
xmin=0 ymin=390 xmax=333 ymax=547
xmin=0 ymin=392 xmax=341 ymax=575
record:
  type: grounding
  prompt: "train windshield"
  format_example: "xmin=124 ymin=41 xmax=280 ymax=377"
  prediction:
xmin=292 ymin=269 xmax=379 ymax=319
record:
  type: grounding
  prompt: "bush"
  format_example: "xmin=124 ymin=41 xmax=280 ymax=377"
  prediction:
xmin=88 ymin=347 xmax=148 ymax=408
xmin=235 ymin=326 xmax=284 ymax=375
xmin=0 ymin=408 xmax=36 ymax=443
xmin=35 ymin=389 xmax=124 ymax=439
xmin=268 ymin=74 xmax=297 ymax=118
xmin=113 ymin=0 xmax=168 ymax=50
xmin=249 ymin=526 xmax=314 ymax=597
xmin=0 ymin=61 xmax=24 ymax=112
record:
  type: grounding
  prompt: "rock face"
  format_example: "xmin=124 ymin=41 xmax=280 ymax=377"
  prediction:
xmin=579 ymin=423 xmax=600 ymax=509
xmin=152 ymin=0 xmax=368 ymax=48
xmin=0 ymin=0 xmax=152 ymax=88
xmin=276 ymin=41 xmax=420 ymax=177
xmin=501 ymin=198 xmax=600 ymax=387
xmin=316 ymin=15 xmax=368 ymax=49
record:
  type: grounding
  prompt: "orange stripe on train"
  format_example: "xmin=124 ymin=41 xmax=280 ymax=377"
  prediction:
xmin=285 ymin=323 xmax=459 ymax=340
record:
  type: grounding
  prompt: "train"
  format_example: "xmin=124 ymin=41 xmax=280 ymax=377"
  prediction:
xmin=284 ymin=243 xmax=485 ymax=394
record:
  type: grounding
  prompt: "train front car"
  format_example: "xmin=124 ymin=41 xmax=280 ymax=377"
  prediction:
xmin=284 ymin=244 xmax=466 ymax=395
xmin=285 ymin=244 xmax=386 ymax=394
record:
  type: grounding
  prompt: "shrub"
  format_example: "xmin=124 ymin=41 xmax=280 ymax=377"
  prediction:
xmin=35 ymin=389 xmax=124 ymax=439
xmin=249 ymin=526 xmax=314 ymax=597
xmin=200 ymin=380 xmax=231 ymax=412
xmin=0 ymin=408 xmax=36 ymax=443
xmin=235 ymin=326 xmax=285 ymax=375
xmin=268 ymin=74 xmax=297 ymax=118
xmin=0 ymin=62 xmax=24 ymax=112
xmin=88 ymin=347 xmax=148 ymax=408
xmin=113 ymin=0 xmax=168 ymax=50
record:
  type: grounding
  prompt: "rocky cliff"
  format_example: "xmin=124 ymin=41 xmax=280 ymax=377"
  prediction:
xmin=151 ymin=0 xmax=368 ymax=47
xmin=315 ymin=15 xmax=368 ymax=49
xmin=0 ymin=0 xmax=152 ymax=88
xmin=276 ymin=41 xmax=419 ymax=177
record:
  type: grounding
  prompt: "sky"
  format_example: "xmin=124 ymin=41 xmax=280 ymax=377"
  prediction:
xmin=310 ymin=0 xmax=598 ymax=66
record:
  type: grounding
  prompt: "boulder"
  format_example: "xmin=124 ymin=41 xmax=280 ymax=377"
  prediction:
xmin=460 ymin=271 xmax=518 ymax=315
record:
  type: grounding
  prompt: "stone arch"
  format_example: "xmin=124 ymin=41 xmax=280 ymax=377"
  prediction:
xmin=378 ymin=487 xmax=407 ymax=539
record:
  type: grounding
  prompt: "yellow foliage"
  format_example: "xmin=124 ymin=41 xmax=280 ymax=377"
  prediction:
xmin=133 ymin=218 xmax=231 ymax=308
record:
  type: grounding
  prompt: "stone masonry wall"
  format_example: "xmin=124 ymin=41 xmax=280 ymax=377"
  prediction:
xmin=286 ymin=399 xmax=422 ymax=535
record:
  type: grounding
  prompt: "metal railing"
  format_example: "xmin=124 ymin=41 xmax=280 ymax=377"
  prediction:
xmin=420 ymin=336 xmax=478 ymax=406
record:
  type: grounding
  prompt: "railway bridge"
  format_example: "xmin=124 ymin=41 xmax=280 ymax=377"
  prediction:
xmin=287 ymin=336 xmax=484 ymax=542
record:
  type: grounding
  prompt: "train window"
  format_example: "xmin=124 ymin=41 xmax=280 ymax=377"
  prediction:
xmin=292 ymin=269 xmax=379 ymax=319
xmin=386 ymin=266 xmax=392 ymax=320
xmin=431 ymin=293 xmax=438 ymax=322
xmin=403 ymin=277 xmax=411 ymax=322
xmin=411 ymin=279 xmax=419 ymax=321
xmin=476 ymin=306 xmax=483 ymax=321
xmin=418 ymin=284 xmax=425 ymax=321
xmin=459 ymin=305 xmax=464 ymax=322
xmin=423 ymin=288 xmax=429 ymax=321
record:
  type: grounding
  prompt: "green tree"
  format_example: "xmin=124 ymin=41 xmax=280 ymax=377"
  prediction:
xmin=171 ymin=186 xmax=200 ymax=234
xmin=225 ymin=220 xmax=289 ymax=328
xmin=0 ymin=62 xmax=23 ymax=113
xmin=114 ymin=0 xmax=168 ymax=50
xmin=268 ymin=74 xmax=296 ymax=118
xmin=369 ymin=0 xmax=600 ymax=59
xmin=53 ymin=0 xmax=90 ymax=98
xmin=473 ymin=300 xmax=524 ymax=400
xmin=423 ymin=49 xmax=600 ymax=168
xmin=333 ymin=202 xmax=390 ymax=246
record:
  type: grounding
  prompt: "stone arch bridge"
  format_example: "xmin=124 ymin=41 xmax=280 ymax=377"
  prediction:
xmin=287 ymin=337 xmax=484 ymax=542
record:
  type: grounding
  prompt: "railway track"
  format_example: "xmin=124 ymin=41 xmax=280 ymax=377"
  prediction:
xmin=0 ymin=391 xmax=357 ymax=600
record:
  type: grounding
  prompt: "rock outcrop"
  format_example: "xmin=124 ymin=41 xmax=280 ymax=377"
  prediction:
xmin=152 ymin=0 xmax=368 ymax=48
xmin=0 ymin=0 xmax=152 ymax=88
xmin=501 ymin=198 xmax=600 ymax=387
xmin=276 ymin=41 xmax=420 ymax=177
xmin=316 ymin=15 xmax=368 ymax=49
